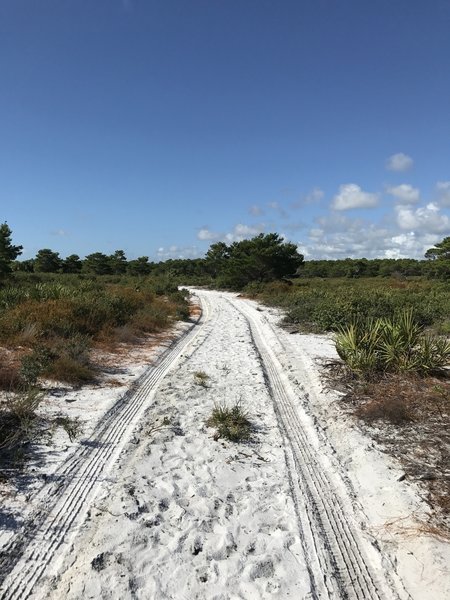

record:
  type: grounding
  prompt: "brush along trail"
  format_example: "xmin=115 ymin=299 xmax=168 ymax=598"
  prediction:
xmin=0 ymin=291 xmax=416 ymax=599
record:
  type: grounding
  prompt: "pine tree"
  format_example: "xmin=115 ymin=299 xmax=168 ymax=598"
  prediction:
xmin=0 ymin=222 xmax=23 ymax=280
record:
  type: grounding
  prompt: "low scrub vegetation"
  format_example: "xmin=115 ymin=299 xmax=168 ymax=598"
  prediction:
xmin=328 ymin=309 xmax=450 ymax=531
xmin=335 ymin=310 xmax=450 ymax=378
xmin=244 ymin=277 xmax=450 ymax=334
xmin=0 ymin=277 xmax=189 ymax=389
xmin=0 ymin=271 xmax=189 ymax=472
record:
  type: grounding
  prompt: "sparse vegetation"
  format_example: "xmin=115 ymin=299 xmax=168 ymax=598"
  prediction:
xmin=206 ymin=401 xmax=251 ymax=442
xmin=0 ymin=388 xmax=82 ymax=466
xmin=339 ymin=373 xmax=450 ymax=529
xmin=193 ymin=371 xmax=210 ymax=387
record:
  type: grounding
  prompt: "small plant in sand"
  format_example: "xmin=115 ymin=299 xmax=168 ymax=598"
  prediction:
xmin=53 ymin=415 xmax=83 ymax=442
xmin=145 ymin=416 xmax=172 ymax=437
xmin=0 ymin=387 xmax=43 ymax=456
xmin=0 ymin=387 xmax=82 ymax=467
xmin=206 ymin=401 xmax=251 ymax=442
xmin=193 ymin=371 xmax=210 ymax=387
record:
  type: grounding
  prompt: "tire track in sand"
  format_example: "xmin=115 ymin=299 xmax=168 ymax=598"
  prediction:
xmin=218 ymin=292 xmax=407 ymax=600
xmin=0 ymin=297 xmax=215 ymax=600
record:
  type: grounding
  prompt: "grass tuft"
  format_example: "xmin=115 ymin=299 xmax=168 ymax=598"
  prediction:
xmin=194 ymin=371 xmax=210 ymax=387
xmin=206 ymin=401 xmax=251 ymax=442
xmin=0 ymin=387 xmax=82 ymax=469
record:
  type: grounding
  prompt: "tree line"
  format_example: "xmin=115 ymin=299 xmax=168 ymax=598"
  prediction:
xmin=1 ymin=222 xmax=449 ymax=285
xmin=14 ymin=248 xmax=155 ymax=276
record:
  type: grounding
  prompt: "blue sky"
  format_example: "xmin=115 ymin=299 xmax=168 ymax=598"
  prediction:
xmin=1 ymin=0 xmax=449 ymax=261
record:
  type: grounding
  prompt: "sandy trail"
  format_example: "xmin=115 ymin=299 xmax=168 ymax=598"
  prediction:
xmin=0 ymin=290 xmax=448 ymax=599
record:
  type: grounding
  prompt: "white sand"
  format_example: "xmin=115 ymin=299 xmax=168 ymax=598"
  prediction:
xmin=0 ymin=290 xmax=448 ymax=599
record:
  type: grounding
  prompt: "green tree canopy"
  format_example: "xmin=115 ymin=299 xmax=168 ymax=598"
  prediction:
xmin=13 ymin=258 xmax=35 ymax=273
xmin=83 ymin=252 xmax=112 ymax=275
xmin=34 ymin=248 xmax=62 ymax=273
xmin=109 ymin=249 xmax=127 ymax=274
xmin=0 ymin=222 xmax=23 ymax=280
xmin=127 ymin=256 xmax=153 ymax=276
xmin=62 ymin=254 xmax=82 ymax=274
xmin=213 ymin=233 xmax=304 ymax=289
xmin=425 ymin=236 xmax=450 ymax=260
xmin=205 ymin=242 xmax=230 ymax=277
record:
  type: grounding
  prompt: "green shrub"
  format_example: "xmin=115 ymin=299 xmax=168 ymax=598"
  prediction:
xmin=336 ymin=310 xmax=450 ymax=378
xmin=250 ymin=278 xmax=450 ymax=333
xmin=0 ymin=274 xmax=189 ymax=388
xmin=130 ymin=304 xmax=170 ymax=332
xmin=20 ymin=346 xmax=54 ymax=386
xmin=44 ymin=356 xmax=96 ymax=385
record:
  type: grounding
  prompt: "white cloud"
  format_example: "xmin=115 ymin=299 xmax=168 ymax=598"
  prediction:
xmin=386 ymin=152 xmax=414 ymax=172
xmin=156 ymin=245 xmax=201 ymax=260
xmin=249 ymin=204 xmax=264 ymax=216
xmin=195 ymin=222 xmax=266 ymax=246
xmin=224 ymin=223 xmax=265 ymax=243
xmin=386 ymin=183 xmax=420 ymax=204
xmin=296 ymin=243 xmax=310 ymax=258
xmin=436 ymin=181 xmax=450 ymax=206
xmin=294 ymin=203 xmax=450 ymax=260
xmin=309 ymin=228 xmax=324 ymax=239
xmin=197 ymin=228 xmax=220 ymax=241
xmin=331 ymin=183 xmax=379 ymax=211
xmin=50 ymin=229 xmax=69 ymax=237
xmin=300 ymin=223 xmax=436 ymax=260
xmin=395 ymin=202 xmax=450 ymax=233
xmin=384 ymin=233 xmax=418 ymax=258
xmin=299 ymin=215 xmax=389 ymax=259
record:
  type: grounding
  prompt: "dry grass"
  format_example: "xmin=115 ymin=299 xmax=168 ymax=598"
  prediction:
xmin=44 ymin=356 xmax=96 ymax=386
xmin=0 ymin=389 xmax=42 ymax=449
xmin=356 ymin=395 xmax=413 ymax=425
xmin=0 ymin=365 xmax=22 ymax=392
xmin=189 ymin=303 xmax=202 ymax=318
xmin=112 ymin=324 xmax=141 ymax=345
xmin=371 ymin=512 xmax=450 ymax=542
xmin=335 ymin=371 xmax=450 ymax=533
xmin=0 ymin=388 xmax=82 ymax=470
xmin=354 ymin=376 xmax=418 ymax=425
